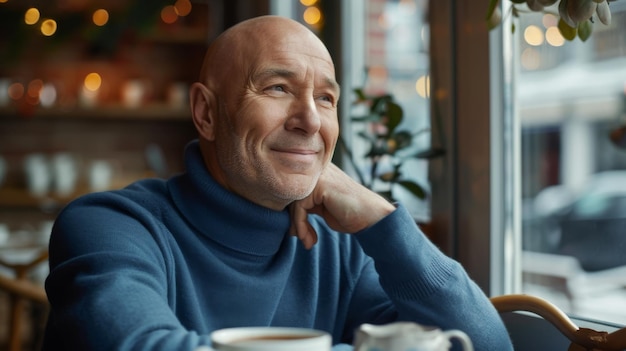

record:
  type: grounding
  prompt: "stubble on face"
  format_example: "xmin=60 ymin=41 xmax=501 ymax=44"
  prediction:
xmin=200 ymin=16 xmax=339 ymax=210
xmin=214 ymin=99 xmax=323 ymax=207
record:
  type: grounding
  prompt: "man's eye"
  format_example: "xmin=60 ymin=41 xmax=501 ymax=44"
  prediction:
xmin=269 ymin=85 xmax=285 ymax=92
xmin=317 ymin=95 xmax=334 ymax=105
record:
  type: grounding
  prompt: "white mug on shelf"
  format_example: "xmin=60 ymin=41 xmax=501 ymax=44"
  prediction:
xmin=23 ymin=153 xmax=51 ymax=197
xmin=88 ymin=160 xmax=113 ymax=192
xmin=0 ymin=223 xmax=9 ymax=245
xmin=51 ymin=152 xmax=79 ymax=197
xmin=122 ymin=79 xmax=146 ymax=108
xmin=353 ymin=322 xmax=473 ymax=351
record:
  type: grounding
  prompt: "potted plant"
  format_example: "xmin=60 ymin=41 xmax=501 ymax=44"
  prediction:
xmin=339 ymin=88 xmax=445 ymax=202
xmin=487 ymin=0 xmax=617 ymax=41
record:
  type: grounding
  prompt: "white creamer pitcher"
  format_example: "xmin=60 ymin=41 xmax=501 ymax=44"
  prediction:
xmin=353 ymin=322 xmax=474 ymax=351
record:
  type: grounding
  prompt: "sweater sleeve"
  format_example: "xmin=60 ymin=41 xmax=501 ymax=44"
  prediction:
xmin=353 ymin=204 xmax=513 ymax=351
xmin=43 ymin=196 xmax=212 ymax=351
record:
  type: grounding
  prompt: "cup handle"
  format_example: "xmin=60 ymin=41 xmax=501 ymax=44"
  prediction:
xmin=443 ymin=330 xmax=474 ymax=351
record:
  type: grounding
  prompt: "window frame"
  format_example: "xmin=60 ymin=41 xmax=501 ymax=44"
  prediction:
xmin=428 ymin=0 xmax=520 ymax=297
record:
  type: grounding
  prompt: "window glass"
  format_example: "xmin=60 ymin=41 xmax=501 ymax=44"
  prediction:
xmin=347 ymin=0 xmax=431 ymax=221
xmin=517 ymin=1 xmax=626 ymax=325
xmin=273 ymin=0 xmax=431 ymax=222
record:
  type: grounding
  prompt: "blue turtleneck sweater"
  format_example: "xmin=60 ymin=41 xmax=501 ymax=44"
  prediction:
xmin=42 ymin=141 xmax=512 ymax=351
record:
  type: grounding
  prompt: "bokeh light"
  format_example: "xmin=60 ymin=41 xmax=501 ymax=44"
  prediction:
xmin=40 ymin=19 xmax=57 ymax=36
xmin=378 ymin=13 xmax=390 ymax=29
xmin=399 ymin=0 xmax=417 ymax=14
xmin=415 ymin=75 xmax=430 ymax=98
xmin=524 ymin=25 xmax=544 ymax=46
xmin=84 ymin=73 xmax=102 ymax=92
xmin=546 ymin=26 xmax=565 ymax=47
xmin=27 ymin=79 xmax=43 ymax=98
xmin=40 ymin=83 xmax=57 ymax=107
xmin=542 ymin=13 xmax=558 ymax=28
xmin=8 ymin=83 xmax=25 ymax=100
xmin=24 ymin=8 xmax=40 ymax=25
xmin=300 ymin=0 xmax=318 ymax=5
xmin=303 ymin=6 xmax=322 ymax=25
xmin=174 ymin=0 xmax=192 ymax=17
xmin=161 ymin=5 xmax=178 ymax=24
xmin=521 ymin=47 xmax=541 ymax=70
xmin=92 ymin=9 xmax=109 ymax=26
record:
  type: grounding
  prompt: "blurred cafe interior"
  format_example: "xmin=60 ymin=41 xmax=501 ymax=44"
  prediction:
xmin=0 ymin=0 xmax=625 ymax=350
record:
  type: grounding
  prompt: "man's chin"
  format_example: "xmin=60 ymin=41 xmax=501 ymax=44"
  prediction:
xmin=273 ymin=176 xmax=317 ymax=201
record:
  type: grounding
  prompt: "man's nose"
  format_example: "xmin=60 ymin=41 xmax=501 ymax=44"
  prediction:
xmin=285 ymin=96 xmax=322 ymax=135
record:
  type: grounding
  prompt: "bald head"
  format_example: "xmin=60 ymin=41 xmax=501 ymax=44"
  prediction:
xmin=199 ymin=16 xmax=335 ymax=92
xmin=189 ymin=15 xmax=340 ymax=210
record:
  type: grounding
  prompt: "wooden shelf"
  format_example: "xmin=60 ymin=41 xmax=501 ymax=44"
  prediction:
xmin=0 ymin=104 xmax=192 ymax=121
xmin=0 ymin=177 xmax=142 ymax=210
xmin=0 ymin=188 xmax=74 ymax=210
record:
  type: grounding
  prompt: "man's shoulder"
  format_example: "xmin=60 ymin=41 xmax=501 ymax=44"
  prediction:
xmin=60 ymin=177 xmax=172 ymax=218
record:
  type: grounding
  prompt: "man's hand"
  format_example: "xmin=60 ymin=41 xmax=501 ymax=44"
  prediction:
xmin=289 ymin=163 xmax=396 ymax=249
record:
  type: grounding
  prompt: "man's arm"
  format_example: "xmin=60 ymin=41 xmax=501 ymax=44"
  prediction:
xmin=44 ymin=199 xmax=212 ymax=351
xmin=290 ymin=163 xmax=513 ymax=350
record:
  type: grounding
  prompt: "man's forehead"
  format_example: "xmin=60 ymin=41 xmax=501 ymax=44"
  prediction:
xmin=252 ymin=66 xmax=340 ymax=91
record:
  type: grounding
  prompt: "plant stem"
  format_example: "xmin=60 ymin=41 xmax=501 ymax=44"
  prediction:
xmin=337 ymin=136 xmax=367 ymax=186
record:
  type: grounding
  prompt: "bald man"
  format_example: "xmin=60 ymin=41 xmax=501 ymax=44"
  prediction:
xmin=43 ymin=16 xmax=513 ymax=351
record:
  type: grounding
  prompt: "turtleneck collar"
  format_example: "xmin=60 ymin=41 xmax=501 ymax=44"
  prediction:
xmin=168 ymin=140 xmax=292 ymax=256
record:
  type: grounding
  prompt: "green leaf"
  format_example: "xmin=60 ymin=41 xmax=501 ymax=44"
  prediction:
xmin=353 ymin=88 xmax=367 ymax=101
xmin=577 ymin=20 xmax=593 ymax=42
xmin=370 ymin=95 xmax=393 ymax=115
xmin=385 ymin=102 xmax=403 ymax=134
xmin=391 ymin=131 xmax=413 ymax=151
xmin=558 ymin=18 xmax=577 ymax=41
xmin=356 ymin=130 xmax=376 ymax=143
xmin=376 ymin=190 xmax=394 ymax=202
xmin=365 ymin=140 xmax=389 ymax=157
xmin=397 ymin=180 xmax=427 ymax=199
xmin=411 ymin=147 xmax=446 ymax=159
xmin=486 ymin=0 xmax=499 ymax=20
xmin=351 ymin=113 xmax=381 ymax=123
xmin=378 ymin=170 xmax=398 ymax=182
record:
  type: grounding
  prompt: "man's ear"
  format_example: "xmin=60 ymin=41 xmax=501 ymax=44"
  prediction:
xmin=190 ymin=82 xmax=217 ymax=141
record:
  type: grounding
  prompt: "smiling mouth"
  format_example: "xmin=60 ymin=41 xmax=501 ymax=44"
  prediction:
xmin=271 ymin=148 xmax=320 ymax=167
xmin=273 ymin=148 xmax=318 ymax=155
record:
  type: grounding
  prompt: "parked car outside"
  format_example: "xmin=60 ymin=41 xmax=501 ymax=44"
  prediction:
xmin=526 ymin=171 xmax=626 ymax=272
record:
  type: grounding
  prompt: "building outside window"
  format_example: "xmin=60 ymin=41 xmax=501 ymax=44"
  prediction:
xmin=514 ymin=1 xmax=626 ymax=325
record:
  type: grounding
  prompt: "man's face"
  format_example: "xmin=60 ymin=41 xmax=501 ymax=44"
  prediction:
xmin=210 ymin=33 xmax=340 ymax=210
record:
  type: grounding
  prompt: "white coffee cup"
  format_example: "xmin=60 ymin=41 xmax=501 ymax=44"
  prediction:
xmin=354 ymin=322 xmax=473 ymax=351
xmin=209 ymin=326 xmax=331 ymax=351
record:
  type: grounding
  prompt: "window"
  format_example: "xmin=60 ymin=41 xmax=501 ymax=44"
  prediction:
xmin=273 ymin=0 xmax=432 ymax=222
xmin=277 ymin=0 xmax=626 ymax=327
xmin=515 ymin=2 xmax=626 ymax=325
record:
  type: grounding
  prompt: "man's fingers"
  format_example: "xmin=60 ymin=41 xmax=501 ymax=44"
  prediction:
xmin=290 ymin=202 xmax=319 ymax=249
